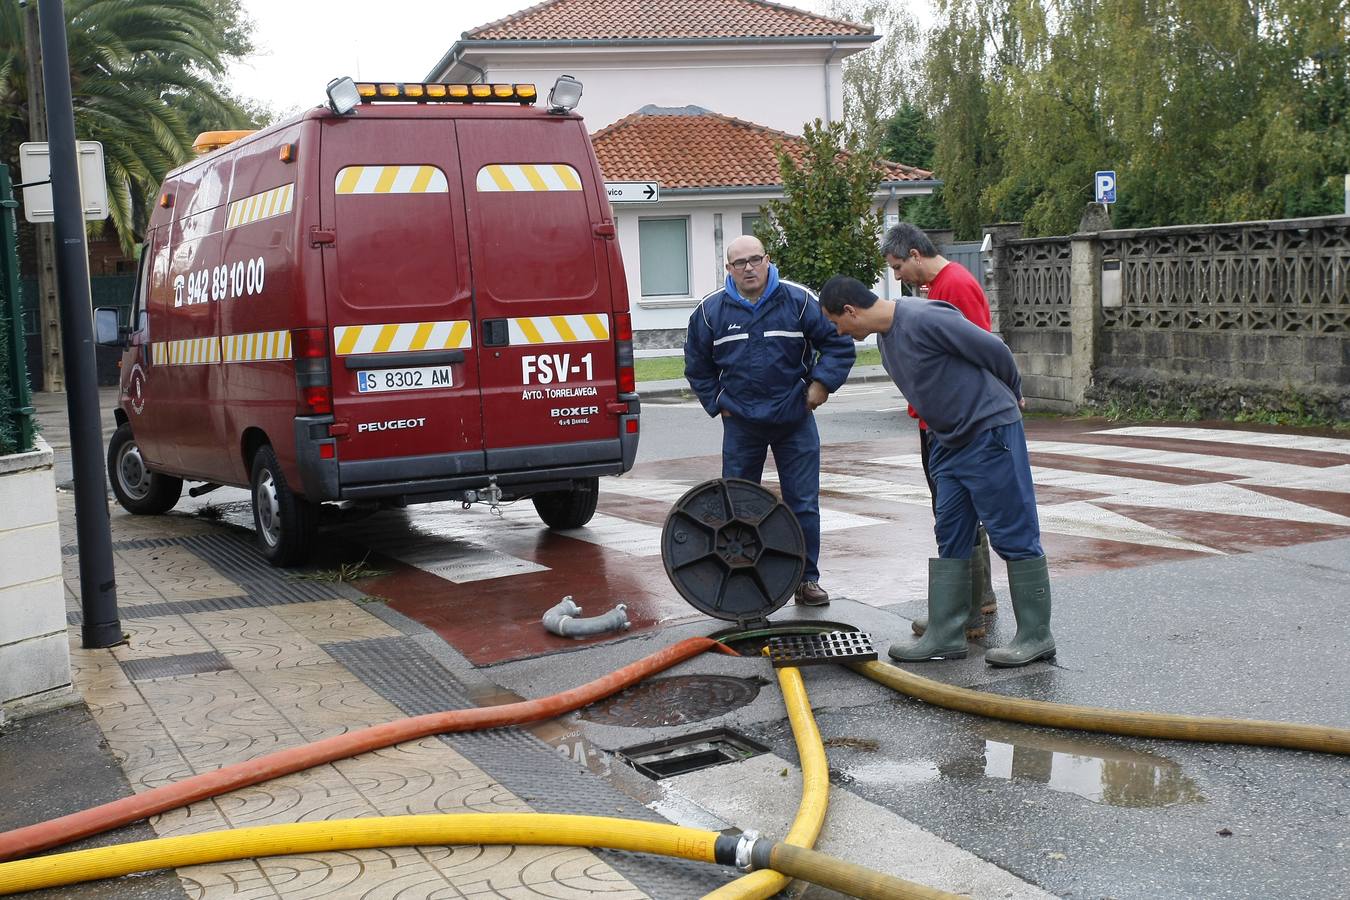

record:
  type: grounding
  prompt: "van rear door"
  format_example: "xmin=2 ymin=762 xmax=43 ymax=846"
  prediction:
xmin=319 ymin=117 xmax=484 ymax=477
xmin=455 ymin=117 xmax=620 ymax=470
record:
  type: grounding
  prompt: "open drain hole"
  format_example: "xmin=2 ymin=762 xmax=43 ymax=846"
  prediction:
xmin=618 ymin=728 xmax=770 ymax=780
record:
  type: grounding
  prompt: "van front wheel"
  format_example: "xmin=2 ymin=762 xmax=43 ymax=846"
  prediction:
xmin=250 ymin=445 xmax=317 ymax=566
xmin=107 ymin=423 xmax=182 ymax=515
xmin=531 ymin=477 xmax=599 ymax=529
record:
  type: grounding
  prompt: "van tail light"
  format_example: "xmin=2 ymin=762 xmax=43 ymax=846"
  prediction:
xmin=614 ymin=312 xmax=635 ymax=394
xmin=291 ymin=327 xmax=332 ymax=415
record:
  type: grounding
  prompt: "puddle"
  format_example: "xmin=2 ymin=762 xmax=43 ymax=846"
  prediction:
xmin=947 ymin=726 xmax=1204 ymax=807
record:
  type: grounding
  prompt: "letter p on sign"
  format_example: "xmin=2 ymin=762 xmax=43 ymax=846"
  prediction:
xmin=1095 ymin=170 xmax=1117 ymax=204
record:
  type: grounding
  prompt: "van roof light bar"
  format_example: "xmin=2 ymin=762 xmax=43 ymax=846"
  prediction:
xmin=350 ymin=81 xmax=538 ymax=105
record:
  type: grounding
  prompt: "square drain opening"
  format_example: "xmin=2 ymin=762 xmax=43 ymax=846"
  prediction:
xmin=618 ymin=728 xmax=770 ymax=780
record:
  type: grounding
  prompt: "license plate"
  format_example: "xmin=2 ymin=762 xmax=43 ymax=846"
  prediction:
xmin=356 ymin=366 xmax=453 ymax=393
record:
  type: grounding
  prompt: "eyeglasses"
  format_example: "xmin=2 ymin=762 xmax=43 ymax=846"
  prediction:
xmin=728 ymin=255 xmax=765 ymax=271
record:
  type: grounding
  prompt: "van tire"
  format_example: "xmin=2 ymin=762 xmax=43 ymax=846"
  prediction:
xmin=532 ymin=477 xmax=599 ymax=529
xmin=250 ymin=445 xmax=317 ymax=567
xmin=107 ymin=423 xmax=183 ymax=515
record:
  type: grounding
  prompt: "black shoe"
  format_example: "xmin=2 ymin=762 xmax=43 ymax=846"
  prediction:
xmin=794 ymin=581 xmax=830 ymax=606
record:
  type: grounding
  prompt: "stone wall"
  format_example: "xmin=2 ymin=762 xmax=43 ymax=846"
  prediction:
xmin=987 ymin=215 xmax=1350 ymax=419
xmin=0 ymin=437 xmax=72 ymax=723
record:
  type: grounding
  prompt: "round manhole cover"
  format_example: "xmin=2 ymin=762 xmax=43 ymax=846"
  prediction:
xmin=577 ymin=675 xmax=763 ymax=727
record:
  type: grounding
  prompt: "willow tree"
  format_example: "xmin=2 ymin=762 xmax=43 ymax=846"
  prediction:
xmin=924 ymin=0 xmax=1349 ymax=236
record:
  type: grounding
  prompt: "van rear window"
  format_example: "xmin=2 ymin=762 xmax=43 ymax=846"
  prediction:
xmin=475 ymin=164 xmax=581 ymax=193
xmin=335 ymin=165 xmax=448 ymax=195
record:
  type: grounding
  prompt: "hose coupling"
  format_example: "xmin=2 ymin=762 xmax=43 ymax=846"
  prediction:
xmin=733 ymin=829 xmax=760 ymax=871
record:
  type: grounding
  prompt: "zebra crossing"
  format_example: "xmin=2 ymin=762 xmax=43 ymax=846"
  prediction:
xmin=356 ymin=425 xmax=1350 ymax=585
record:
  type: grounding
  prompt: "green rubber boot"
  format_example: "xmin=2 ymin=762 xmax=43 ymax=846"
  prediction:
xmin=911 ymin=527 xmax=996 ymax=639
xmin=890 ymin=558 xmax=971 ymax=661
xmin=985 ymin=556 xmax=1056 ymax=668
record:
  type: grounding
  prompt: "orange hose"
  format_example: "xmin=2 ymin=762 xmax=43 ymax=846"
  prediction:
xmin=0 ymin=636 xmax=734 ymax=862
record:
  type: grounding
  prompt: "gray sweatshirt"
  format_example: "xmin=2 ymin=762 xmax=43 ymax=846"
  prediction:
xmin=878 ymin=299 xmax=1023 ymax=449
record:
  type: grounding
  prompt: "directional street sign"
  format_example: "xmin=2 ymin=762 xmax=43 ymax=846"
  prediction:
xmin=605 ymin=181 xmax=660 ymax=203
xmin=1094 ymin=170 xmax=1117 ymax=205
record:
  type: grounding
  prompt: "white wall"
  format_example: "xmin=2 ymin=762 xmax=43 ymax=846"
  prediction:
xmin=0 ymin=439 xmax=72 ymax=723
xmin=616 ymin=190 xmax=916 ymax=339
xmin=471 ymin=47 xmax=851 ymax=134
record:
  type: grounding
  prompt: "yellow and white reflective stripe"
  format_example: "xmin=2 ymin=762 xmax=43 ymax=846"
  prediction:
xmin=475 ymin=164 xmax=582 ymax=192
xmin=332 ymin=320 xmax=472 ymax=356
xmin=151 ymin=337 xmax=221 ymax=366
xmin=226 ymin=183 xmax=294 ymax=229
xmin=335 ymin=165 xmax=448 ymax=195
xmin=507 ymin=314 xmax=609 ymax=345
xmin=222 ymin=330 xmax=292 ymax=363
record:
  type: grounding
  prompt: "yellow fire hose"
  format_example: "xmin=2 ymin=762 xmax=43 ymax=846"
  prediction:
xmin=705 ymin=665 xmax=828 ymax=900
xmin=0 ymin=814 xmax=719 ymax=896
xmin=705 ymin=665 xmax=960 ymax=899
xmin=851 ymin=660 xmax=1350 ymax=755
xmin=0 ymin=662 xmax=957 ymax=899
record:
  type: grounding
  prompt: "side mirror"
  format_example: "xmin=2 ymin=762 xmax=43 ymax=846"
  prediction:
xmin=94 ymin=307 xmax=124 ymax=346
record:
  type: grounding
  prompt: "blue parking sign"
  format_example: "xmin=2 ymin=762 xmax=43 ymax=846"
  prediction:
xmin=1095 ymin=170 xmax=1117 ymax=204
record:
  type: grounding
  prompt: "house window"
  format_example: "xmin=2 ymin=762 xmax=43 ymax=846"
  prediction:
xmin=639 ymin=217 xmax=690 ymax=297
xmin=741 ymin=213 xmax=762 ymax=239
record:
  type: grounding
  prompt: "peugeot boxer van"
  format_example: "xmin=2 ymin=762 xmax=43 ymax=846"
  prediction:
xmin=98 ymin=77 xmax=639 ymax=565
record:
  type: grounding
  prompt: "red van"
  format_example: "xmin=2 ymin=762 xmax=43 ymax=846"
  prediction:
xmin=97 ymin=77 xmax=639 ymax=565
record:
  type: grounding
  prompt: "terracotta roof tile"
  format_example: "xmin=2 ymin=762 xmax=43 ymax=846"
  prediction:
xmin=466 ymin=0 xmax=871 ymax=41
xmin=590 ymin=107 xmax=933 ymax=190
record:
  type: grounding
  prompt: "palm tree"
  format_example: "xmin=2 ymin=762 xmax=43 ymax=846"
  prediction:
xmin=0 ymin=0 xmax=253 ymax=250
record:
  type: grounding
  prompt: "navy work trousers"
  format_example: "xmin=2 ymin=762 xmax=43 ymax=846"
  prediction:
xmin=928 ymin=420 xmax=1043 ymax=562
xmin=721 ymin=413 xmax=821 ymax=582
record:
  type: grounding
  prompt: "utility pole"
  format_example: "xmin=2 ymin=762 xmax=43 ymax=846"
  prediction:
xmin=36 ymin=0 xmax=121 ymax=647
xmin=22 ymin=0 xmax=63 ymax=392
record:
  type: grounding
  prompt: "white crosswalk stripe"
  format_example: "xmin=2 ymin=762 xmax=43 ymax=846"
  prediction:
xmin=1087 ymin=480 xmax=1350 ymax=526
xmin=1027 ymin=440 xmax=1350 ymax=491
xmin=1037 ymin=502 xmax=1221 ymax=554
xmin=1094 ymin=426 xmax=1350 ymax=456
xmin=609 ymin=477 xmax=891 ymax=525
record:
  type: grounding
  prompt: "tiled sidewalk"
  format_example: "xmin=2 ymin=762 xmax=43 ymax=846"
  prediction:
xmin=59 ymin=494 xmax=654 ymax=899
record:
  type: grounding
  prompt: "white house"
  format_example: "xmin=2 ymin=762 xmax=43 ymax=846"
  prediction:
xmin=426 ymin=0 xmax=938 ymax=345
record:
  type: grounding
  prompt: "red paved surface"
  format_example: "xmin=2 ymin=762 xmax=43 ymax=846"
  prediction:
xmin=355 ymin=419 xmax=1349 ymax=666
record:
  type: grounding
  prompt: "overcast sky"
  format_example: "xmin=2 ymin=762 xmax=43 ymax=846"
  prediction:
xmin=227 ymin=0 xmax=846 ymax=115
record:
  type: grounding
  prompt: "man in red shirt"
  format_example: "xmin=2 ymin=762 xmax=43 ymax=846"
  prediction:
xmin=882 ymin=223 xmax=999 ymax=639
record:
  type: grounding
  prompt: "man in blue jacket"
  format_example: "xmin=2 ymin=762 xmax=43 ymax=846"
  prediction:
xmin=817 ymin=275 xmax=1056 ymax=667
xmin=684 ymin=236 xmax=856 ymax=605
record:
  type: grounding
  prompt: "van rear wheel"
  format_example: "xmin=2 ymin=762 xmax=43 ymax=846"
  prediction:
xmin=250 ymin=445 xmax=317 ymax=567
xmin=107 ymin=422 xmax=182 ymax=515
xmin=532 ymin=477 xmax=599 ymax=529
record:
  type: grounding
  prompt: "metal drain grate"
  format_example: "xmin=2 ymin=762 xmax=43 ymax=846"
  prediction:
xmin=120 ymin=650 xmax=233 ymax=681
xmin=619 ymin=728 xmax=770 ymax=780
xmin=766 ymin=631 xmax=877 ymax=667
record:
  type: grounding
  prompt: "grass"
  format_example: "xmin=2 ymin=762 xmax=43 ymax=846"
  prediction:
xmin=1080 ymin=397 xmax=1348 ymax=432
xmin=634 ymin=346 xmax=881 ymax=384
xmin=289 ymin=553 xmax=389 ymax=583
